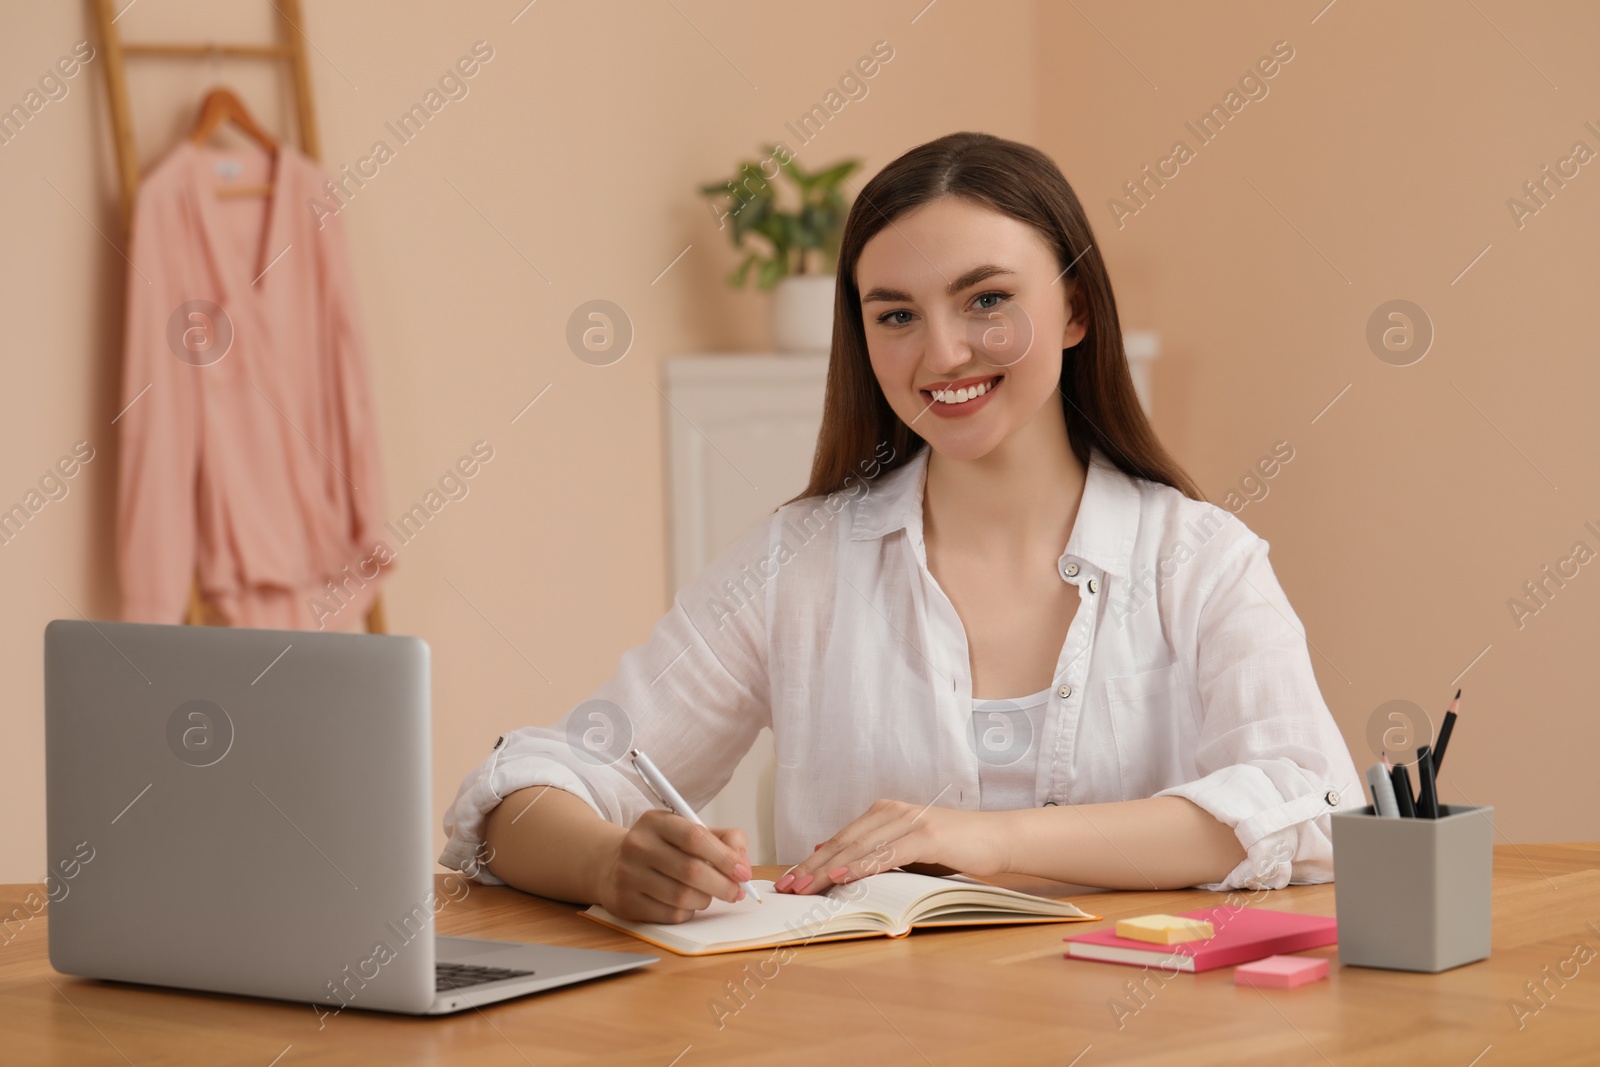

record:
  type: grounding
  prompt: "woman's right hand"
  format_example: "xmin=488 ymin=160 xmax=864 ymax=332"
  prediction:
xmin=596 ymin=809 xmax=751 ymax=924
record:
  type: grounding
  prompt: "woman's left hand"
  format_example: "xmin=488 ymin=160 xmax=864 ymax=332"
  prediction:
xmin=773 ymin=798 xmax=1010 ymax=894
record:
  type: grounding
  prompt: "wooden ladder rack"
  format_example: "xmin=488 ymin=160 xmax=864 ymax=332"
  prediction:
xmin=90 ymin=0 xmax=386 ymax=633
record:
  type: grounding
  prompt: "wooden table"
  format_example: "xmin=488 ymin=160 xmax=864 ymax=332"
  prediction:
xmin=4 ymin=845 xmax=1598 ymax=1065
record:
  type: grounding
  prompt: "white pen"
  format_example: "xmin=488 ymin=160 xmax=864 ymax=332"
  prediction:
xmin=629 ymin=747 xmax=762 ymax=903
xmin=1367 ymin=760 xmax=1400 ymax=818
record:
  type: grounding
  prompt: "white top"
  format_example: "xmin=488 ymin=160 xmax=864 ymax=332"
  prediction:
xmin=440 ymin=444 xmax=1362 ymax=891
xmin=972 ymin=686 xmax=1054 ymax=812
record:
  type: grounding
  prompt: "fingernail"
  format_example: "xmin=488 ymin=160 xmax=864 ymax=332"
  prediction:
xmin=733 ymin=863 xmax=752 ymax=881
xmin=792 ymin=873 xmax=813 ymax=892
xmin=827 ymin=865 xmax=850 ymax=881
xmin=774 ymin=872 xmax=796 ymax=892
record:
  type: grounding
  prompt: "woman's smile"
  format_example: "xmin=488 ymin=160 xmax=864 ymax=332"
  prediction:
xmin=921 ymin=373 xmax=1003 ymax=417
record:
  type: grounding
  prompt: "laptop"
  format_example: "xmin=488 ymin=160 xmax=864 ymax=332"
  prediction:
xmin=43 ymin=618 xmax=656 ymax=1016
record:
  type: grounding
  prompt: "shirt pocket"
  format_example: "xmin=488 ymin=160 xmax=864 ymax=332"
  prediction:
xmin=1104 ymin=661 xmax=1200 ymax=801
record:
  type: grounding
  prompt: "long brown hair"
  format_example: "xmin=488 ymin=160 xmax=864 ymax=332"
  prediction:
xmin=783 ymin=131 xmax=1202 ymax=507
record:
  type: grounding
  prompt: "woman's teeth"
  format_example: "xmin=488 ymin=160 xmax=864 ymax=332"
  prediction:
xmin=931 ymin=378 xmax=997 ymax=404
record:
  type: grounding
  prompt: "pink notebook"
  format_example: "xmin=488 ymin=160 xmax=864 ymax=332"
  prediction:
xmin=1063 ymin=906 xmax=1337 ymax=972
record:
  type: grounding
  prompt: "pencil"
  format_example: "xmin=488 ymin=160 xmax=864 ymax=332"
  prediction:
xmin=1415 ymin=744 xmax=1441 ymax=819
xmin=1432 ymin=688 xmax=1461 ymax=775
xmin=1388 ymin=756 xmax=1417 ymax=818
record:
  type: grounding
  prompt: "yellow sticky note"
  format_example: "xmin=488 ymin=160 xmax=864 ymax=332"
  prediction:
xmin=1115 ymin=914 xmax=1215 ymax=945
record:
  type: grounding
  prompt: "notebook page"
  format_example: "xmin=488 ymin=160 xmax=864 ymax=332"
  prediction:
xmin=619 ymin=880 xmax=887 ymax=948
xmin=846 ymin=871 xmax=985 ymax=923
xmin=851 ymin=871 xmax=1092 ymax=925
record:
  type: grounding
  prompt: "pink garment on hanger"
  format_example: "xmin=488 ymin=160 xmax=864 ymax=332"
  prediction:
xmin=116 ymin=140 xmax=392 ymax=630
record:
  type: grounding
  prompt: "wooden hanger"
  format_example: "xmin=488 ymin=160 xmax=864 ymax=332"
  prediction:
xmin=189 ymin=86 xmax=277 ymax=198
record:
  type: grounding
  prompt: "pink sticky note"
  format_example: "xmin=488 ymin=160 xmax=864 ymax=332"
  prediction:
xmin=1234 ymin=954 xmax=1329 ymax=989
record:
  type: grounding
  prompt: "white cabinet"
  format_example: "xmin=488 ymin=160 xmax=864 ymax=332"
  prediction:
xmin=660 ymin=337 xmax=1158 ymax=864
xmin=662 ymin=354 xmax=831 ymax=604
xmin=661 ymin=353 xmax=827 ymax=864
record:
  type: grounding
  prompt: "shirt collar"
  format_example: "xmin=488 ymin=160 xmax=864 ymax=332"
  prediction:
xmin=182 ymin=138 xmax=299 ymax=308
xmin=848 ymin=444 xmax=1141 ymax=579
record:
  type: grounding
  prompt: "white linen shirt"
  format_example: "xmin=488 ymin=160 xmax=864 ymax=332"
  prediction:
xmin=440 ymin=443 xmax=1363 ymax=892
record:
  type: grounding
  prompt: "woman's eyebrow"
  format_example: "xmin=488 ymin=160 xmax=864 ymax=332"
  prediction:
xmin=861 ymin=263 xmax=1015 ymax=304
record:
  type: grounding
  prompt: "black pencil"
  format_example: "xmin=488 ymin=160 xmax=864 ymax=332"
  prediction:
xmin=1415 ymin=744 xmax=1441 ymax=819
xmin=1390 ymin=760 xmax=1417 ymax=818
xmin=1432 ymin=689 xmax=1461 ymax=775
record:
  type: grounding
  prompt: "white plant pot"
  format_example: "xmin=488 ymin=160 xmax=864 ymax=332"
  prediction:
xmin=770 ymin=274 xmax=835 ymax=353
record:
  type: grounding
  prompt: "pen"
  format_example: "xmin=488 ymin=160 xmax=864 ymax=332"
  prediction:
xmin=1432 ymin=689 xmax=1461 ymax=776
xmin=1365 ymin=761 xmax=1400 ymax=818
xmin=1415 ymin=744 xmax=1441 ymax=819
xmin=1389 ymin=757 xmax=1417 ymax=818
xmin=629 ymin=747 xmax=762 ymax=904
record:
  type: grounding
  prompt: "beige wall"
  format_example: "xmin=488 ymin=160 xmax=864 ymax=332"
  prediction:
xmin=0 ymin=0 xmax=1038 ymax=882
xmin=0 ymin=0 xmax=1591 ymax=881
xmin=1038 ymin=2 xmax=1600 ymax=842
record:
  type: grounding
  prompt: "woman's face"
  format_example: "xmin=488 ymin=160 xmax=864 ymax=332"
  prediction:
xmin=856 ymin=196 xmax=1086 ymax=462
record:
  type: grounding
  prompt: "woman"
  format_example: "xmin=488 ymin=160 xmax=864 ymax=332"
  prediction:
xmin=440 ymin=131 xmax=1361 ymax=923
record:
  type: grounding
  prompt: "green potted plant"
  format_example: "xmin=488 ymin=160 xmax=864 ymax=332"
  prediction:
xmin=700 ymin=146 xmax=860 ymax=352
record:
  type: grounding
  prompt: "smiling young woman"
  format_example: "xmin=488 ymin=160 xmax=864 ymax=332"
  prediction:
xmin=444 ymin=132 xmax=1361 ymax=924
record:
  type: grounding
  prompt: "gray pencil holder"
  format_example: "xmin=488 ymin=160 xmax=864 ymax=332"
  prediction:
xmin=1330 ymin=804 xmax=1493 ymax=973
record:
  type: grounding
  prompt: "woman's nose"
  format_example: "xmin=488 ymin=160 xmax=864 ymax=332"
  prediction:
xmin=920 ymin=315 xmax=973 ymax=373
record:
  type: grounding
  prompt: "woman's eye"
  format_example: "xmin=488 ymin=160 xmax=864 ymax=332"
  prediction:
xmin=876 ymin=310 xmax=913 ymax=327
xmin=974 ymin=291 xmax=1011 ymax=311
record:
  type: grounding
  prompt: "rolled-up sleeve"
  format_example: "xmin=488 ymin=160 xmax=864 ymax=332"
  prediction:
xmin=1154 ymin=535 xmax=1363 ymax=891
xmin=439 ymin=512 xmax=776 ymax=883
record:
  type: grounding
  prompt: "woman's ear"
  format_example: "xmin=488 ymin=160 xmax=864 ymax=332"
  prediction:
xmin=1062 ymin=282 xmax=1089 ymax=349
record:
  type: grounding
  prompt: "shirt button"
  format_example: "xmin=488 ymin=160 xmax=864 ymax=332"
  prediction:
xmin=1087 ymin=578 xmax=1099 ymax=594
xmin=1061 ymin=561 xmax=1079 ymax=579
xmin=1057 ymin=684 xmax=1072 ymax=699
xmin=1324 ymin=789 xmax=1340 ymax=806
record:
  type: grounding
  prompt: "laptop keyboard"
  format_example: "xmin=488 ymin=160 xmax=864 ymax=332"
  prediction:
xmin=435 ymin=962 xmax=537 ymax=992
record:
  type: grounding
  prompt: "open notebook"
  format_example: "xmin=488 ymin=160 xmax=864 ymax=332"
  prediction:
xmin=581 ymin=872 xmax=1099 ymax=956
